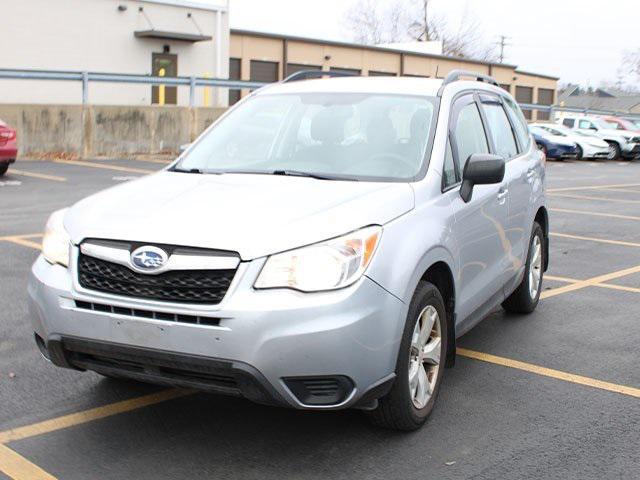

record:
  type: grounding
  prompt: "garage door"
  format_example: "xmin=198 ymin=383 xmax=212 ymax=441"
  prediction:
xmin=286 ymin=63 xmax=321 ymax=76
xmin=537 ymin=88 xmax=554 ymax=121
xmin=515 ymin=86 xmax=534 ymax=120
xmin=229 ymin=58 xmax=241 ymax=106
xmin=330 ymin=67 xmax=361 ymax=76
xmin=250 ymin=60 xmax=279 ymax=83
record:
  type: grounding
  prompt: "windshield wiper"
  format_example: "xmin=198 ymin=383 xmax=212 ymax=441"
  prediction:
xmin=272 ymin=169 xmax=351 ymax=181
xmin=169 ymin=166 xmax=203 ymax=174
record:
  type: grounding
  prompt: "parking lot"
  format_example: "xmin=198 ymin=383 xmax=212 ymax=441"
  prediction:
xmin=1 ymin=157 xmax=639 ymax=479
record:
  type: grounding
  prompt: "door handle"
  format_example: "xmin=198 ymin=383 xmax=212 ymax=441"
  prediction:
xmin=526 ymin=168 xmax=536 ymax=180
xmin=497 ymin=188 xmax=508 ymax=204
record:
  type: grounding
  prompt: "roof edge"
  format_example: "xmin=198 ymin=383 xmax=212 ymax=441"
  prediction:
xmin=140 ymin=0 xmax=228 ymax=12
xmin=514 ymin=69 xmax=560 ymax=81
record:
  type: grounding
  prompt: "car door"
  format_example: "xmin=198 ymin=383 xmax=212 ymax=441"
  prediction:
xmin=444 ymin=93 xmax=510 ymax=323
xmin=480 ymin=94 xmax=532 ymax=288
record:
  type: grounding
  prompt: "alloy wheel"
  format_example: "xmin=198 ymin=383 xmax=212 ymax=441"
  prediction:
xmin=408 ymin=305 xmax=442 ymax=409
xmin=529 ymin=235 xmax=542 ymax=299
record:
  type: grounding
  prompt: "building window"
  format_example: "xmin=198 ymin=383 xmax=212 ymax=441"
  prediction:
xmin=537 ymin=88 xmax=554 ymax=121
xmin=286 ymin=63 xmax=322 ymax=76
xmin=515 ymin=86 xmax=534 ymax=120
xmin=499 ymin=84 xmax=510 ymax=93
xmin=229 ymin=58 xmax=241 ymax=106
xmin=250 ymin=60 xmax=279 ymax=83
xmin=368 ymin=70 xmax=396 ymax=76
xmin=329 ymin=67 xmax=361 ymax=75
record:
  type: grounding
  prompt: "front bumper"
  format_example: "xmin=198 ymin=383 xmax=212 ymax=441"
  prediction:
xmin=28 ymin=255 xmax=404 ymax=410
xmin=622 ymin=142 xmax=640 ymax=159
xmin=547 ymin=144 xmax=577 ymax=159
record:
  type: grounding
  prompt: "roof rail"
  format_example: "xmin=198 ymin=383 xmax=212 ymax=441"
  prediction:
xmin=441 ymin=70 xmax=499 ymax=88
xmin=282 ymin=69 xmax=357 ymax=83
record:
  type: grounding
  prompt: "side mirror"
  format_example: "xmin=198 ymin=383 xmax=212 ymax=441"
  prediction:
xmin=460 ymin=153 xmax=505 ymax=203
xmin=179 ymin=143 xmax=192 ymax=153
xmin=589 ymin=126 xmax=598 ymax=131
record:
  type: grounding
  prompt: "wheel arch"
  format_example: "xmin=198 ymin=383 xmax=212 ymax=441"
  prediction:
xmin=534 ymin=206 xmax=549 ymax=272
xmin=420 ymin=261 xmax=456 ymax=368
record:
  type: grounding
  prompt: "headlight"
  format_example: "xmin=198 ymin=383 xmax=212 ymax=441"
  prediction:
xmin=42 ymin=208 xmax=71 ymax=267
xmin=254 ymin=226 xmax=382 ymax=292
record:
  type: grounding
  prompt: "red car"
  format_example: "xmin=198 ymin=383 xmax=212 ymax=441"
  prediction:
xmin=601 ymin=115 xmax=640 ymax=133
xmin=0 ymin=119 xmax=17 ymax=176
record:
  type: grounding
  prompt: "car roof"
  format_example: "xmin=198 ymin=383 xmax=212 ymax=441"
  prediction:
xmin=256 ymin=76 xmax=446 ymax=97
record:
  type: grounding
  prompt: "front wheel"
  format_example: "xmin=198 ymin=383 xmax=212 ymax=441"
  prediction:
xmin=366 ymin=281 xmax=447 ymax=431
xmin=576 ymin=145 xmax=583 ymax=160
xmin=606 ymin=141 xmax=621 ymax=160
xmin=502 ymin=222 xmax=545 ymax=314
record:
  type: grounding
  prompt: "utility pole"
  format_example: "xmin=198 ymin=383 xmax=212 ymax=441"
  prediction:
xmin=497 ymin=35 xmax=510 ymax=63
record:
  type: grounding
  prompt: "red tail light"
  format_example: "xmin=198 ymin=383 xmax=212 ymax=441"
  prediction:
xmin=0 ymin=129 xmax=16 ymax=141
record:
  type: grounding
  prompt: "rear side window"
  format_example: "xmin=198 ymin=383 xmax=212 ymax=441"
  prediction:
xmin=563 ymin=118 xmax=575 ymax=128
xmin=452 ymin=102 xmax=489 ymax=172
xmin=503 ymin=96 xmax=531 ymax=152
xmin=483 ymin=103 xmax=518 ymax=159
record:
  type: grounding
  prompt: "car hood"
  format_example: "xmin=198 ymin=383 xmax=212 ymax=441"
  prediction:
xmin=64 ymin=171 xmax=415 ymax=260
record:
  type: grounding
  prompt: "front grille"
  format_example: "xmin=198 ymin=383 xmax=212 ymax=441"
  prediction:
xmin=74 ymin=300 xmax=221 ymax=326
xmin=78 ymin=254 xmax=236 ymax=304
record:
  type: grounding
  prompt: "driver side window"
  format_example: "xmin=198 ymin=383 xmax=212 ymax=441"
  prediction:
xmin=452 ymin=100 xmax=489 ymax=174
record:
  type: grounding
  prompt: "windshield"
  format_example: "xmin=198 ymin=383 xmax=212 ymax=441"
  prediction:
xmin=175 ymin=93 xmax=437 ymax=181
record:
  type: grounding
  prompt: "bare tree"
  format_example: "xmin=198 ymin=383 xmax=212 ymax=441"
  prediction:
xmin=343 ymin=0 xmax=498 ymax=62
xmin=343 ymin=0 xmax=408 ymax=44
xmin=622 ymin=49 xmax=640 ymax=80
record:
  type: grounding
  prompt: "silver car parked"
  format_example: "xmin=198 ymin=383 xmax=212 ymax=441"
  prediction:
xmin=29 ymin=70 xmax=548 ymax=430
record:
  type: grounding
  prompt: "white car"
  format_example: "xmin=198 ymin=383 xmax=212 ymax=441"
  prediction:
xmin=559 ymin=115 xmax=640 ymax=160
xmin=531 ymin=123 xmax=610 ymax=160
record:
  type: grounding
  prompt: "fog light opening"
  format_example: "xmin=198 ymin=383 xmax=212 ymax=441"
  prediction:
xmin=34 ymin=333 xmax=51 ymax=361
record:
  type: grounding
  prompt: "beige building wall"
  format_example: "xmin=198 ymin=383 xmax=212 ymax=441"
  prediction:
xmin=230 ymin=31 xmax=559 ymax=120
xmin=1 ymin=0 xmax=229 ymax=106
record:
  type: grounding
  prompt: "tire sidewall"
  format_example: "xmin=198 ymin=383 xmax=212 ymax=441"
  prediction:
xmin=394 ymin=282 xmax=448 ymax=424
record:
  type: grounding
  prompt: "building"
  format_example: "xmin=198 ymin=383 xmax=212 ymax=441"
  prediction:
xmin=558 ymin=86 xmax=640 ymax=114
xmin=230 ymin=30 xmax=559 ymax=121
xmin=2 ymin=0 xmax=229 ymax=106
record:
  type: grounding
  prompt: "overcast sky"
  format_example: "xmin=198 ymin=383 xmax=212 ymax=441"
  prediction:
xmin=223 ymin=0 xmax=639 ymax=87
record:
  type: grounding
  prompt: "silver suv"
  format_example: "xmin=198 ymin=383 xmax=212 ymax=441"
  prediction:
xmin=29 ymin=70 xmax=548 ymax=431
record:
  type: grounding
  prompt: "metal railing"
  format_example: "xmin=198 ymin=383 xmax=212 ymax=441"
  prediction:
xmin=1 ymin=68 xmax=639 ymax=121
xmin=0 ymin=69 xmax=266 ymax=106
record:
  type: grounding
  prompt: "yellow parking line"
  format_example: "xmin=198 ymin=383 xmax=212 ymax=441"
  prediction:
xmin=457 ymin=348 xmax=640 ymax=399
xmin=546 ymin=274 xmax=640 ymax=294
xmin=548 ymin=182 xmax=640 ymax=193
xmin=541 ymin=264 xmax=640 ymax=299
xmin=599 ymin=187 xmax=640 ymax=194
xmin=53 ymin=159 xmax=155 ymax=175
xmin=0 ymin=233 xmax=42 ymax=241
xmin=550 ymin=232 xmax=640 ymax=248
xmin=3 ymin=237 xmax=42 ymax=250
xmin=0 ymin=389 xmax=192 ymax=444
xmin=0 ymin=444 xmax=56 ymax=480
xmin=9 ymin=169 xmax=66 ymax=182
xmin=549 ymin=192 xmax=640 ymax=204
xmin=550 ymin=208 xmax=640 ymax=222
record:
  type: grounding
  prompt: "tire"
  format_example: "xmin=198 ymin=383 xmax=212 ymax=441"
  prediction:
xmin=0 ymin=163 xmax=8 ymax=177
xmin=606 ymin=141 xmax=621 ymax=161
xmin=576 ymin=145 xmax=583 ymax=160
xmin=502 ymin=222 xmax=545 ymax=314
xmin=366 ymin=281 xmax=448 ymax=431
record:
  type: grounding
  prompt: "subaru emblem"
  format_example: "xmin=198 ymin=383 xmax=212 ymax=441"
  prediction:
xmin=130 ymin=246 xmax=168 ymax=271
